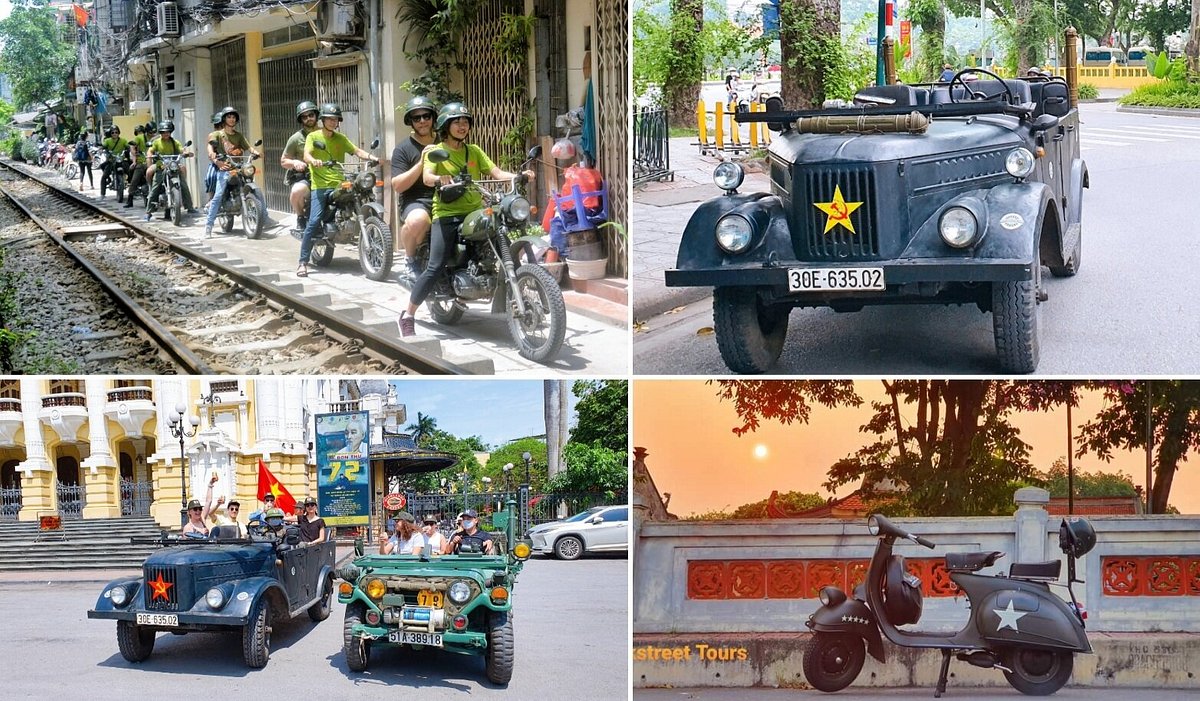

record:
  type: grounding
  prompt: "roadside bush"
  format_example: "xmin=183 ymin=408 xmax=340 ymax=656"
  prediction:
xmin=1120 ymin=80 xmax=1200 ymax=109
xmin=19 ymin=138 xmax=39 ymax=163
xmin=6 ymin=135 xmax=21 ymax=160
xmin=1077 ymin=83 xmax=1099 ymax=100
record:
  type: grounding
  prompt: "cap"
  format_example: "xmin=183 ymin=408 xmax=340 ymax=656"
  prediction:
xmin=422 ymin=514 xmax=438 ymax=524
xmin=263 ymin=493 xmax=276 ymax=502
xmin=395 ymin=510 xmax=415 ymax=523
xmin=265 ymin=508 xmax=285 ymax=519
xmin=462 ymin=509 xmax=478 ymax=519
xmin=187 ymin=499 xmax=203 ymax=510
xmin=304 ymin=496 xmax=317 ymax=506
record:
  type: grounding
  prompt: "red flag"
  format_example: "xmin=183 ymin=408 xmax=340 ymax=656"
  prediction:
xmin=257 ymin=458 xmax=296 ymax=514
xmin=72 ymin=4 xmax=89 ymax=27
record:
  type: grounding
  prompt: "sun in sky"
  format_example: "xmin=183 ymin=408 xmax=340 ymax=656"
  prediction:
xmin=753 ymin=444 xmax=768 ymax=460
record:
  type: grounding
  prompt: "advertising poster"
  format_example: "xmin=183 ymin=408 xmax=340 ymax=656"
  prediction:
xmin=315 ymin=410 xmax=370 ymax=526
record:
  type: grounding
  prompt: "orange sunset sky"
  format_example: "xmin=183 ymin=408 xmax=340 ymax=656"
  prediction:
xmin=633 ymin=380 xmax=1200 ymax=517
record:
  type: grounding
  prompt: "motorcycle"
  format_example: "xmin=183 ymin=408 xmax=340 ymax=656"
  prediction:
xmin=804 ymin=513 xmax=1095 ymax=697
xmin=307 ymin=138 xmax=392 ymax=281
xmin=211 ymin=139 xmax=267 ymax=239
xmin=417 ymin=144 xmax=566 ymax=363
xmin=98 ymin=148 xmax=129 ymax=202
xmin=149 ymin=141 xmax=194 ymax=227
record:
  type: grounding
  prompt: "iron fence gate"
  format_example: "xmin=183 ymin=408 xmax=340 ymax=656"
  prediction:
xmin=634 ymin=107 xmax=673 ymax=185
xmin=0 ymin=486 xmax=20 ymax=521
xmin=594 ymin=0 xmax=629 ymax=276
xmin=462 ymin=0 xmax=526 ymax=168
xmin=56 ymin=483 xmax=85 ymax=520
xmin=316 ymin=65 xmax=362 ymax=146
xmin=120 ymin=479 xmax=153 ymax=516
xmin=258 ymin=51 xmax=318 ymax=213
xmin=211 ymin=39 xmax=248 ymax=121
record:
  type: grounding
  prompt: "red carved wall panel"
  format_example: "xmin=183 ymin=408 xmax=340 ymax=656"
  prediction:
xmin=687 ymin=557 xmax=964 ymax=600
xmin=1101 ymin=556 xmax=1200 ymax=596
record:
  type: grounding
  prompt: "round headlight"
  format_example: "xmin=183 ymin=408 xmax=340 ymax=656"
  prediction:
xmin=205 ymin=587 xmax=225 ymax=609
xmin=109 ymin=586 xmax=128 ymax=606
xmin=364 ymin=577 xmax=386 ymax=600
xmin=448 ymin=580 xmax=472 ymax=605
xmin=939 ymin=207 xmax=978 ymax=248
xmin=504 ymin=196 xmax=531 ymax=222
xmin=356 ymin=171 xmax=376 ymax=190
xmin=715 ymin=214 xmax=753 ymax=253
xmin=819 ymin=588 xmax=831 ymax=606
xmin=712 ymin=161 xmax=745 ymax=191
xmin=867 ymin=515 xmax=881 ymax=536
xmin=1005 ymin=147 xmax=1036 ymax=178
xmin=243 ymin=164 xmax=256 ymax=178
xmin=512 ymin=542 xmax=531 ymax=560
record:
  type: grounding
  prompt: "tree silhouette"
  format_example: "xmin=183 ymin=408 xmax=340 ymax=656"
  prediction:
xmin=405 ymin=412 xmax=438 ymax=448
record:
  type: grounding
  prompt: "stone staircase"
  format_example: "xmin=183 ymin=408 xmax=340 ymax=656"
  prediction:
xmin=0 ymin=517 xmax=165 ymax=571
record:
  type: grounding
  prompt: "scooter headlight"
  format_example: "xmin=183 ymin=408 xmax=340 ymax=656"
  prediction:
xmin=242 ymin=164 xmax=256 ymax=178
xmin=503 ymin=195 xmax=531 ymax=222
xmin=819 ymin=586 xmax=846 ymax=607
xmin=867 ymin=514 xmax=881 ymax=535
xmin=715 ymin=214 xmax=753 ymax=253
xmin=713 ymin=162 xmax=745 ymax=192
xmin=1005 ymin=147 xmax=1036 ymax=179
xmin=356 ymin=171 xmax=376 ymax=190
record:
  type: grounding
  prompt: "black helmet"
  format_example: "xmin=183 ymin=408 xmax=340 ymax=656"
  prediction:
xmin=1059 ymin=517 xmax=1096 ymax=558
xmin=133 ymin=125 xmax=143 ymax=135
xmin=401 ymin=95 xmax=438 ymax=126
xmin=158 ymin=120 xmax=174 ymax=134
xmin=104 ymin=126 xmax=115 ymax=137
xmin=883 ymin=555 xmax=924 ymax=625
xmin=436 ymin=102 xmax=473 ymax=134
xmin=318 ymin=102 xmax=342 ymax=121
xmin=217 ymin=106 xmax=239 ymax=124
xmin=211 ymin=111 xmax=223 ymax=127
xmin=295 ymin=100 xmax=319 ymax=123
xmin=143 ymin=121 xmax=156 ymax=134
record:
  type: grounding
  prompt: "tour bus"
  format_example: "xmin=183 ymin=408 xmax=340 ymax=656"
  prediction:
xmin=1082 ymin=46 xmax=1126 ymax=66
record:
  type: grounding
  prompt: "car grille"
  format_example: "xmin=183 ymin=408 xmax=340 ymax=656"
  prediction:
xmin=799 ymin=165 xmax=881 ymax=260
xmin=143 ymin=565 xmax=179 ymax=611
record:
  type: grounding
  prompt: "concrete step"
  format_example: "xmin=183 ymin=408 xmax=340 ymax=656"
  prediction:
xmin=569 ymin=275 xmax=628 ymax=306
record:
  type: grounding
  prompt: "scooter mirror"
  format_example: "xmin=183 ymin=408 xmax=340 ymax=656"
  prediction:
xmin=866 ymin=514 xmax=880 ymax=535
xmin=253 ymin=139 xmax=263 ymax=147
xmin=428 ymin=148 xmax=451 ymax=164
xmin=184 ymin=140 xmax=193 ymax=147
xmin=526 ymin=144 xmax=542 ymax=160
xmin=369 ymin=138 xmax=380 ymax=150
xmin=313 ymin=140 xmax=327 ymax=151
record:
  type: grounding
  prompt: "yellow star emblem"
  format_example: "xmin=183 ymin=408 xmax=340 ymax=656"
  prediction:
xmin=813 ymin=185 xmax=864 ymax=235
xmin=148 ymin=572 xmax=173 ymax=601
xmin=269 ymin=482 xmax=282 ymax=499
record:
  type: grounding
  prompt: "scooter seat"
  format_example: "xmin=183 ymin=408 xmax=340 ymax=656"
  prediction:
xmin=1009 ymin=560 xmax=1062 ymax=580
xmin=944 ymin=551 xmax=1004 ymax=572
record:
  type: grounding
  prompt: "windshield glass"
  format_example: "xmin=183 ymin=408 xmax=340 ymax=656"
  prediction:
xmin=564 ymin=507 xmax=604 ymax=523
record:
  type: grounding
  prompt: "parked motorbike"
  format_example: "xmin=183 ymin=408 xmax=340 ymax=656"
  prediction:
xmin=149 ymin=142 xmax=194 ymax=227
xmin=417 ymin=145 xmax=566 ymax=363
xmin=211 ymin=139 xmax=267 ymax=238
xmin=98 ymin=149 xmax=129 ymax=202
xmin=307 ymin=138 xmax=392 ymax=281
xmin=804 ymin=513 xmax=1095 ymax=697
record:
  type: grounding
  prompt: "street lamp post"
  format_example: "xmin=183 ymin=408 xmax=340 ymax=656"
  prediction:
xmin=168 ymin=402 xmax=200 ymax=528
xmin=522 ymin=451 xmax=532 ymax=487
xmin=198 ymin=388 xmax=221 ymax=427
xmin=520 ymin=451 xmax=533 ymax=536
xmin=503 ymin=463 xmax=513 ymax=492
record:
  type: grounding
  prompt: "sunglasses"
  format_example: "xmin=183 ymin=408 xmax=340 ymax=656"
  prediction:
xmin=228 ymin=506 xmax=239 ymax=511
xmin=411 ymin=113 xmax=434 ymax=122
xmin=189 ymin=507 xmax=202 ymax=512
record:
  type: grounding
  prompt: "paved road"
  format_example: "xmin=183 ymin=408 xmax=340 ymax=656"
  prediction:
xmin=635 ymin=688 xmax=1200 ymax=700
xmin=632 ymin=102 xmax=1200 ymax=374
xmin=4 ymin=556 xmax=627 ymax=699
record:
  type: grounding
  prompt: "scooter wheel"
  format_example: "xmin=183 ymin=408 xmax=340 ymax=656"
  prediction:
xmin=802 ymin=632 xmax=865 ymax=692
xmin=1001 ymin=647 xmax=1073 ymax=696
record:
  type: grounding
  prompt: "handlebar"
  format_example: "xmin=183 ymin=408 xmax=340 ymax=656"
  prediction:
xmin=867 ymin=513 xmax=937 ymax=549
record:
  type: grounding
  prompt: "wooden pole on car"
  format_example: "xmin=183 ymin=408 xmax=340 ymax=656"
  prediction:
xmin=1065 ymin=26 xmax=1079 ymax=108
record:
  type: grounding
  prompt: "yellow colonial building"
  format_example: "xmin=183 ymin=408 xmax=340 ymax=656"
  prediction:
xmin=0 ymin=378 xmax=407 ymax=529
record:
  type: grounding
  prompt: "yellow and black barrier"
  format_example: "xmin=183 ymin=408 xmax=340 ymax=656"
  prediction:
xmin=695 ymin=100 xmax=772 ymax=155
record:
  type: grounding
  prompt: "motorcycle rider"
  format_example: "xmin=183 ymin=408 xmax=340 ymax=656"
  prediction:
xmin=202 ymin=111 xmax=223 ymax=210
xmin=281 ymin=100 xmax=319 ymax=237
xmin=297 ymin=102 xmax=379 ymax=277
xmin=390 ymin=95 xmax=438 ymax=287
xmin=123 ymin=123 xmax=152 ymax=208
xmin=396 ymin=102 xmax=534 ymax=337
xmin=204 ymin=105 xmax=260 ymax=237
xmin=99 ymin=125 xmax=128 ymax=198
xmin=145 ymin=121 xmax=197 ymax=218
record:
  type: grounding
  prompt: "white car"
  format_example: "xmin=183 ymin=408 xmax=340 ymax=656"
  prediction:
xmin=528 ymin=505 xmax=628 ymax=560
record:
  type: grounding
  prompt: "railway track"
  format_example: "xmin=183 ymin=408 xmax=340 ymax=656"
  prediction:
xmin=0 ymin=159 xmax=485 ymax=374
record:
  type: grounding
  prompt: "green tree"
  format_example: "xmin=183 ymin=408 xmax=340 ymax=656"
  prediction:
xmin=1135 ymin=0 xmax=1190 ymax=51
xmin=485 ymin=438 xmax=548 ymax=491
xmin=910 ymin=0 xmax=948 ymax=81
xmin=405 ymin=412 xmax=438 ymax=447
xmin=1038 ymin=458 xmax=1138 ymax=498
xmin=0 ymin=0 xmax=76 ymax=110
xmin=729 ymin=490 xmax=827 ymax=518
xmin=779 ymin=0 xmax=845 ymax=108
xmin=545 ymin=442 xmax=627 ymax=497
xmin=570 ymin=380 xmax=628 ymax=453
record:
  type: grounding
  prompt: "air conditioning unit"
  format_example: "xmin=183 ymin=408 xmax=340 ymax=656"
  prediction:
xmin=156 ymin=2 xmax=181 ymax=38
xmin=316 ymin=0 xmax=362 ymax=40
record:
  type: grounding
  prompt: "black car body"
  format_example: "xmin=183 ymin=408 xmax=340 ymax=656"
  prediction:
xmin=87 ymin=527 xmax=336 ymax=668
xmin=665 ymin=71 xmax=1086 ymax=373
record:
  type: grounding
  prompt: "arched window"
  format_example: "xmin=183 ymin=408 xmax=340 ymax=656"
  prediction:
xmin=56 ymin=456 xmax=80 ymax=486
xmin=1 ymin=460 xmax=20 ymax=490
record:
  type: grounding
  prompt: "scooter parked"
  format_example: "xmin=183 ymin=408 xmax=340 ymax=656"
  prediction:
xmin=804 ymin=513 xmax=1095 ymax=697
xmin=211 ymin=139 xmax=267 ymax=238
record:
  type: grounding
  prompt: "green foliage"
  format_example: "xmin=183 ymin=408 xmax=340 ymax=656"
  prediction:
xmin=779 ymin=0 xmax=850 ymax=104
xmin=1040 ymin=458 xmax=1137 ymax=498
xmin=995 ymin=0 xmax=1056 ymax=74
xmin=728 ymin=490 xmax=826 ymax=519
xmin=1133 ymin=0 xmax=1190 ymax=52
xmin=394 ymin=0 xmax=481 ymax=103
xmin=1142 ymin=52 xmax=1188 ymax=82
xmin=835 ymin=14 xmax=877 ymax=99
xmin=496 ymin=105 xmax=535 ymax=170
xmin=1077 ymin=82 xmax=1099 ymax=100
xmin=0 ymin=0 xmax=76 ymax=110
xmin=485 ymin=437 xmax=549 ymax=490
xmin=405 ymin=411 xmax=439 ymax=446
xmin=1120 ymin=80 xmax=1200 ymax=108
xmin=545 ymin=442 xmax=628 ymax=497
xmin=493 ymin=12 xmax=535 ymax=64
xmin=570 ymin=380 xmax=627 ymax=453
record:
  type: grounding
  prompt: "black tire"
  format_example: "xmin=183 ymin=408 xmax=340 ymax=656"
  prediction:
xmin=802 ymin=632 xmax=865 ymax=693
xmin=116 ymin=620 xmax=155 ymax=663
xmin=243 ymin=191 xmax=266 ymax=239
xmin=713 ymin=286 xmax=789 ymax=374
xmin=343 ymin=604 xmax=370 ymax=672
xmin=554 ymin=535 xmax=584 ymax=560
xmin=1049 ymin=225 xmax=1081 ymax=278
xmin=485 ymin=611 xmax=515 ymax=685
xmin=311 ymin=239 xmax=335 ymax=267
xmin=992 ymin=247 xmax=1040 ymax=373
xmin=428 ymin=297 xmax=464 ymax=325
xmin=100 ymin=172 xmax=108 ymax=198
xmin=508 ymin=263 xmax=567 ymax=363
xmin=359 ymin=215 xmax=393 ymax=281
xmin=1002 ymin=648 xmax=1073 ymax=696
xmin=308 ymin=574 xmax=333 ymax=622
xmin=170 ymin=185 xmax=183 ymax=226
xmin=242 ymin=596 xmax=271 ymax=668
xmin=114 ymin=172 xmax=125 ymax=203
xmin=220 ymin=213 xmax=234 ymax=234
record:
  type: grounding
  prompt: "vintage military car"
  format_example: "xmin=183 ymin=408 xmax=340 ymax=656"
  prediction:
xmin=665 ymin=68 xmax=1087 ymax=373
xmin=87 ymin=523 xmax=337 ymax=668
xmin=337 ymin=500 xmax=531 ymax=684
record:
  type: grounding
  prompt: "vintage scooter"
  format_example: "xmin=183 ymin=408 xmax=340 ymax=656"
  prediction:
xmin=307 ymin=138 xmax=392 ymax=281
xmin=149 ymin=141 xmax=194 ymax=227
xmin=804 ymin=513 xmax=1096 ymax=697
xmin=211 ymin=138 xmax=267 ymax=238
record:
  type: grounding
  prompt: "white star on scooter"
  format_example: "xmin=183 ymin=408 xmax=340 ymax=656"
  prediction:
xmin=994 ymin=600 xmax=1028 ymax=632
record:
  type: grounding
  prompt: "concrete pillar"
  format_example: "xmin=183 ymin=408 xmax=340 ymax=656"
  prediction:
xmin=1013 ymin=486 xmax=1050 ymax=564
xmin=81 ymin=378 xmax=119 ymax=519
xmin=253 ymin=378 xmax=283 ymax=455
xmin=17 ymin=379 xmax=51 ymax=473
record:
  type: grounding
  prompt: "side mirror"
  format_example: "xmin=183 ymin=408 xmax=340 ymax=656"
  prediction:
xmin=184 ymin=140 xmax=193 ymax=147
xmin=313 ymin=139 xmax=327 ymax=151
xmin=369 ymin=138 xmax=380 ymax=150
xmin=526 ymin=144 xmax=542 ymax=160
xmin=253 ymin=139 xmax=263 ymax=147
xmin=428 ymin=148 xmax=450 ymax=164
xmin=1029 ymin=113 xmax=1059 ymax=134
xmin=764 ymin=95 xmax=786 ymax=133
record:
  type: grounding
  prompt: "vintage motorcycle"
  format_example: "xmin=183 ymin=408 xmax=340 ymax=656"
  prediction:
xmin=149 ymin=142 xmax=194 ymax=227
xmin=211 ymin=139 xmax=267 ymax=238
xmin=98 ymin=148 xmax=129 ymax=202
xmin=307 ymin=139 xmax=392 ymax=281
xmin=804 ymin=513 xmax=1096 ymax=697
xmin=417 ymin=145 xmax=566 ymax=363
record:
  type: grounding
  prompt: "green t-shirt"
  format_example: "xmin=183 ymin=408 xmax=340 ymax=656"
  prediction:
xmin=283 ymin=128 xmax=312 ymax=160
xmin=304 ymin=130 xmax=357 ymax=190
xmin=150 ymin=137 xmax=183 ymax=157
xmin=208 ymin=128 xmax=251 ymax=159
xmin=130 ymin=135 xmax=149 ymax=165
xmin=424 ymin=142 xmax=496 ymax=219
xmin=102 ymin=137 xmax=128 ymax=158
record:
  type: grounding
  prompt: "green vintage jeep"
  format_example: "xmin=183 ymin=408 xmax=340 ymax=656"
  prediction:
xmin=336 ymin=499 xmax=531 ymax=684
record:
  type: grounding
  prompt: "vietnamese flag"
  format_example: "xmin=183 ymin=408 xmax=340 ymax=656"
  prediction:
xmin=257 ymin=458 xmax=296 ymax=514
xmin=72 ymin=4 xmax=89 ymax=27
